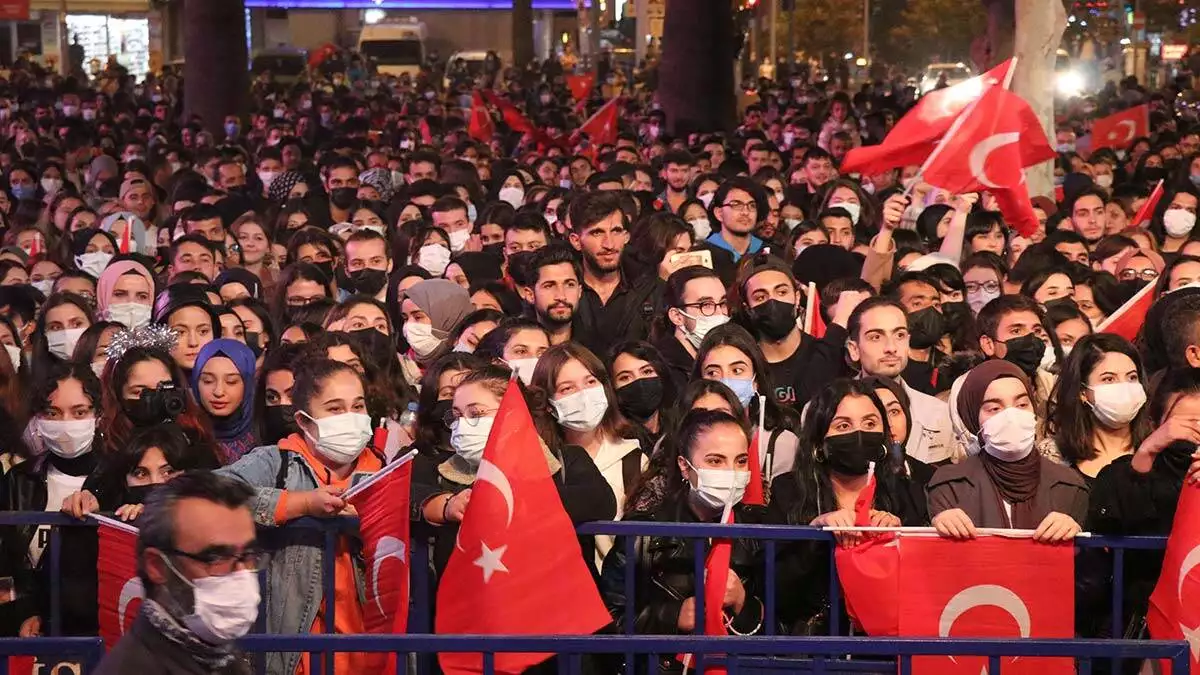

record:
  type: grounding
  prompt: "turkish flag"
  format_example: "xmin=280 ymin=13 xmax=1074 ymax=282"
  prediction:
xmin=118 ymin=221 xmax=132 ymax=255
xmin=467 ymin=91 xmax=495 ymax=143
xmin=840 ymin=59 xmax=1014 ymax=176
xmin=836 ymin=534 xmax=901 ymax=636
xmin=901 ymin=537 xmax=1074 ymax=675
xmin=679 ymin=511 xmax=735 ymax=675
xmin=744 ymin=431 xmax=764 ymax=507
xmin=1090 ymin=104 xmax=1149 ymax=151
xmin=854 ymin=472 xmax=876 ymax=527
xmin=1132 ymin=179 xmax=1164 ymax=228
xmin=566 ymin=73 xmax=596 ymax=102
xmin=803 ymin=281 xmax=827 ymax=339
xmin=97 ymin=521 xmax=142 ymax=649
xmin=1147 ymin=484 xmax=1200 ymax=673
xmin=6 ymin=656 xmax=36 ymax=675
xmin=436 ymin=384 xmax=610 ymax=674
xmin=1096 ymin=277 xmax=1156 ymax=341
xmin=481 ymin=91 xmax=567 ymax=150
xmin=922 ymin=86 xmax=1055 ymax=197
xmin=991 ymin=180 xmax=1043 ymax=239
xmin=574 ymin=97 xmax=621 ymax=148
xmin=419 ymin=117 xmax=433 ymax=146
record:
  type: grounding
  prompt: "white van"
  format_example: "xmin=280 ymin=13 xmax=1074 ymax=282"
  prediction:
xmin=442 ymin=50 xmax=489 ymax=91
xmin=358 ymin=18 xmax=426 ymax=78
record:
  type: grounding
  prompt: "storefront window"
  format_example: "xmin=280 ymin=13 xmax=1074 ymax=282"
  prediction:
xmin=68 ymin=14 xmax=149 ymax=80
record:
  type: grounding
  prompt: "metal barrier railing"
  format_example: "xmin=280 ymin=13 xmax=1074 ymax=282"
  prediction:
xmin=0 ymin=513 xmax=1176 ymax=675
xmin=0 ymin=637 xmax=105 ymax=675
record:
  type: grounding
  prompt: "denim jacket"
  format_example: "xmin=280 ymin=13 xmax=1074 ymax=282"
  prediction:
xmin=216 ymin=444 xmax=375 ymax=675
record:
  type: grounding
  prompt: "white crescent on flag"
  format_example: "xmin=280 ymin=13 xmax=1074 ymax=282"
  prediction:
xmin=371 ymin=536 xmax=407 ymax=617
xmin=939 ymin=583 xmax=1032 ymax=669
xmin=118 ymin=577 xmax=144 ymax=634
xmin=968 ymin=133 xmax=1021 ymax=189
xmin=1109 ymin=119 xmax=1137 ymax=144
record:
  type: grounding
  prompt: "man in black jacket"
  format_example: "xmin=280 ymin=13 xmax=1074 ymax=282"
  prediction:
xmin=95 ymin=472 xmax=258 ymax=675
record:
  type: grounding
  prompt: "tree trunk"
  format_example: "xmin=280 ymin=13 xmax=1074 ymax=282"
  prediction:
xmin=184 ymin=0 xmax=248 ymax=134
xmin=512 ymin=0 xmax=535 ymax=71
xmin=659 ymin=0 xmax=737 ymax=135
xmin=1010 ymin=0 xmax=1066 ymax=199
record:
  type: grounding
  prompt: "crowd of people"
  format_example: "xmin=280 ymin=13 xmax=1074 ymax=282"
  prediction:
xmin=0 ymin=46 xmax=1197 ymax=674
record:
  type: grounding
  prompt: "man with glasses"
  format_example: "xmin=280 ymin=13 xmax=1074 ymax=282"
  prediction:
xmin=707 ymin=176 xmax=766 ymax=263
xmin=95 ymin=472 xmax=259 ymax=674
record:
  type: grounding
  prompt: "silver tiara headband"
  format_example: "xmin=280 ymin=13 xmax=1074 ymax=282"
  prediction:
xmin=105 ymin=324 xmax=178 ymax=363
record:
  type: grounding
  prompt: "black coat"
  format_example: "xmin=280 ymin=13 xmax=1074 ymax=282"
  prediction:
xmin=93 ymin=614 xmax=253 ymax=675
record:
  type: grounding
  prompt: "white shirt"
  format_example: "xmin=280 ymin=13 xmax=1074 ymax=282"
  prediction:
xmin=29 ymin=466 xmax=87 ymax=567
xmin=901 ymin=379 xmax=955 ymax=464
xmin=591 ymin=437 xmax=645 ymax=567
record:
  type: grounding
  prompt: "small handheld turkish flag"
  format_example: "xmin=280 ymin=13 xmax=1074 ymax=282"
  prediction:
xmin=839 ymin=59 xmax=1014 ymax=176
xmin=1147 ymin=484 xmax=1200 ymax=673
xmin=95 ymin=517 xmax=142 ymax=649
xmin=566 ymin=73 xmax=596 ymax=102
xmin=1090 ymin=104 xmax=1149 ymax=151
xmin=803 ymin=282 xmax=827 ymax=339
xmin=679 ymin=510 xmax=735 ymax=675
xmin=575 ymin=97 xmax=621 ymax=148
xmin=467 ymin=91 xmax=494 ymax=143
xmin=1132 ymin=179 xmax=1164 ymax=228
xmin=436 ymin=384 xmax=610 ymax=674
xmin=1096 ymin=277 xmax=1156 ymax=342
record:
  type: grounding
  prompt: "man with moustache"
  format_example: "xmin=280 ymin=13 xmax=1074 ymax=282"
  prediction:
xmin=519 ymin=244 xmax=584 ymax=346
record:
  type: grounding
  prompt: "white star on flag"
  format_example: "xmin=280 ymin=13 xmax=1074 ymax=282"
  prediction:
xmin=1182 ymin=623 xmax=1200 ymax=662
xmin=474 ymin=542 xmax=509 ymax=583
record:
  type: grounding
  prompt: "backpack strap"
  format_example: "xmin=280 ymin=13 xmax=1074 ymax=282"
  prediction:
xmin=275 ymin=448 xmax=290 ymax=491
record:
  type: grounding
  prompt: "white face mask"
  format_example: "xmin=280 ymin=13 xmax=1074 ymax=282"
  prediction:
xmin=417 ymin=244 xmax=451 ymax=276
xmin=783 ymin=218 xmax=802 ymax=231
xmin=507 ymin=357 xmax=538 ymax=386
xmin=37 ymin=417 xmax=96 ymax=459
xmin=545 ymin=212 xmax=559 ymax=226
xmin=831 ymin=201 xmax=861 ymax=225
xmin=47 ymin=327 xmax=86 ymax=361
xmin=551 ymin=385 xmax=609 ymax=432
xmin=448 ymin=228 xmax=471 ymax=253
xmin=452 ymin=341 xmax=474 ymax=353
xmin=979 ymin=407 xmax=1037 ymax=462
xmin=105 ymin=302 xmax=152 ymax=330
xmin=688 ymin=218 xmax=712 ymax=241
xmin=698 ymin=192 xmax=715 ymax=208
xmin=1164 ymin=209 xmax=1198 ymax=238
xmin=450 ymin=416 xmax=495 ymax=466
xmin=32 ymin=279 xmax=54 ymax=297
xmin=967 ymin=289 xmax=1001 ymax=315
xmin=76 ymin=251 xmax=114 ymax=278
xmin=300 ymin=411 xmax=372 ymax=465
xmin=1094 ymin=174 xmax=1113 ymax=188
xmin=678 ymin=310 xmax=730 ymax=349
xmin=1039 ymin=344 xmax=1057 ymax=372
xmin=91 ymin=360 xmax=106 ymax=378
xmin=41 ymin=178 xmax=62 ymax=195
xmin=257 ymin=171 xmax=279 ymax=189
xmin=391 ymin=170 xmax=405 ymax=187
xmin=403 ymin=321 xmax=444 ymax=357
xmin=686 ymin=459 xmax=751 ymax=511
xmin=5 ymin=343 xmax=21 ymax=372
xmin=498 ymin=186 xmax=525 ymax=208
xmin=174 ymin=566 xmax=261 ymax=644
xmin=1088 ymin=382 xmax=1146 ymax=428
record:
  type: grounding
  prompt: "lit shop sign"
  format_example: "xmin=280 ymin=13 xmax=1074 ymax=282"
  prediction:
xmin=244 ymin=0 xmax=584 ymax=8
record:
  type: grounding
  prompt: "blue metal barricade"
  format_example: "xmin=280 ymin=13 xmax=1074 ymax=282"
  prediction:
xmin=0 ymin=637 xmax=106 ymax=675
xmin=0 ymin=512 xmax=1181 ymax=675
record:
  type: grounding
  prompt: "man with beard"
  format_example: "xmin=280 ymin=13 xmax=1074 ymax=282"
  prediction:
xmin=569 ymin=191 xmax=660 ymax=356
xmin=657 ymin=149 xmax=694 ymax=213
xmin=339 ymin=230 xmax=392 ymax=302
xmin=1067 ymin=187 xmax=1108 ymax=249
xmin=736 ymin=258 xmax=854 ymax=411
xmin=519 ymin=244 xmax=582 ymax=345
xmin=324 ymin=156 xmax=360 ymax=224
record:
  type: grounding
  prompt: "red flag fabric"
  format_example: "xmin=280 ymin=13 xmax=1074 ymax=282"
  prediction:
xmin=118 ymin=221 xmax=131 ymax=255
xmin=7 ymin=656 xmax=36 ymax=675
xmin=467 ymin=91 xmax=495 ymax=143
xmin=97 ymin=521 xmax=142 ymax=649
xmin=418 ymin=117 xmax=433 ymax=145
xmin=1147 ymin=484 xmax=1200 ymax=673
xmin=436 ymin=384 xmax=610 ymax=675
xmin=803 ymin=282 xmax=827 ymax=339
xmin=1096 ymin=277 xmax=1156 ymax=341
xmin=839 ymin=59 xmax=1014 ymax=176
xmin=835 ymin=534 xmax=901 ymax=635
xmin=853 ymin=472 xmax=876 ymax=527
xmin=1090 ymin=104 xmax=1149 ymax=151
xmin=922 ymin=87 xmax=1055 ymax=196
xmin=991 ymin=180 xmax=1042 ymax=239
xmin=481 ymin=90 xmax=567 ymax=150
xmin=744 ymin=430 xmax=764 ymax=507
xmin=679 ymin=511 xmax=735 ymax=675
xmin=566 ymin=73 xmax=596 ymax=102
xmin=1132 ymin=179 xmax=1164 ymax=228
xmin=574 ymin=97 xmax=621 ymax=148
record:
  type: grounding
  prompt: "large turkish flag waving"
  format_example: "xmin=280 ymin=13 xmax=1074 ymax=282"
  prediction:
xmin=467 ymin=91 xmax=495 ymax=142
xmin=839 ymin=59 xmax=1013 ymax=176
xmin=436 ymin=384 xmax=610 ymax=674
xmin=1090 ymin=104 xmax=1149 ymax=151
xmin=96 ymin=518 xmax=142 ymax=649
xmin=575 ymin=97 xmax=621 ymax=148
xmin=1148 ymin=484 xmax=1200 ymax=673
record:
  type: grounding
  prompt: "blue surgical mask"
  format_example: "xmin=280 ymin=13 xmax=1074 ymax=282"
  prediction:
xmin=224 ymin=122 xmax=238 ymax=137
xmin=1190 ymin=174 xmax=1200 ymax=187
xmin=11 ymin=184 xmax=35 ymax=201
xmin=467 ymin=202 xmax=478 ymax=225
xmin=721 ymin=377 xmax=755 ymax=408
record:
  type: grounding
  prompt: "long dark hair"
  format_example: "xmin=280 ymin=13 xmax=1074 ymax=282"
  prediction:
xmin=692 ymin=323 xmax=800 ymax=434
xmin=784 ymin=378 xmax=906 ymax=525
xmin=609 ymin=340 xmax=679 ymax=427
xmin=1046 ymin=333 xmax=1150 ymax=465
xmin=92 ymin=422 xmax=220 ymax=508
xmin=253 ymin=343 xmax=304 ymax=445
xmin=31 ymin=291 xmax=95 ymax=371
xmin=414 ymin=352 xmax=486 ymax=454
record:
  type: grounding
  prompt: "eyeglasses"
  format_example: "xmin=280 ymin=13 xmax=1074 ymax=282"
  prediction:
xmin=680 ymin=300 xmax=728 ymax=317
xmin=1119 ymin=269 xmax=1159 ymax=282
xmin=965 ymin=281 xmax=1001 ymax=294
xmin=443 ymin=408 xmax=498 ymax=430
xmin=164 ymin=546 xmax=269 ymax=575
xmin=722 ymin=201 xmax=756 ymax=213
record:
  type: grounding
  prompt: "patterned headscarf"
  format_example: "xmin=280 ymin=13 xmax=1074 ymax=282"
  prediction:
xmin=359 ymin=167 xmax=394 ymax=203
xmin=268 ymin=170 xmax=307 ymax=203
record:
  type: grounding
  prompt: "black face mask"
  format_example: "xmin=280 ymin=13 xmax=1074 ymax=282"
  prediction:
xmin=156 ymin=245 xmax=170 ymax=265
xmin=482 ymin=242 xmax=505 ymax=258
xmin=330 ymin=187 xmax=357 ymax=211
xmin=123 ymin=483 xmax=160 ymax=506
xmin=907 ymin=306 xmax=945 ymax=350
xmin=1001 ymin=333 xmax=1046 ymax=374
xmin=749 ymin=299 xmax=798 ymax=342
xmin=244 ymin=331 xmax=264 ymax=359
xmin=823 ymin=430 xmax=887 ymax=476
xmin=941 ymin=301 xmax=971 ymax=332
xmin=615 ymin=377 xmax=664 ymax=421
xmin=1141 ymin=167 xmax=1167 ymax=183
xmin=263 ymin=404 xmax=299 ymax=444
xmin=429 ymin=399 xmax=453 ymax=434
xmin=345 ymin=268 xmax=388 ymax=297
xmin=1043 ymin=297 xmax=1078 ymax=312
xmin=123 ymin=384 xmax=187 ymax=426
xmin=313 ymin=260 xmax=335 ymax=283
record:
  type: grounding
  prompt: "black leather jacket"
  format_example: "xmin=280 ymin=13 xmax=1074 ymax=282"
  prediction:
xmin=600 ymin=490 xmax=768 ymax=671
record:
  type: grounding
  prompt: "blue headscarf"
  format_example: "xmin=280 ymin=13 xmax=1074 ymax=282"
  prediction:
xmin=190 ymin=339 xmax=257 ymax=442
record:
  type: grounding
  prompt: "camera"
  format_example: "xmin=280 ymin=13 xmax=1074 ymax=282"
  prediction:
xmin=129 ymin=383 xmax=187 ymax=424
